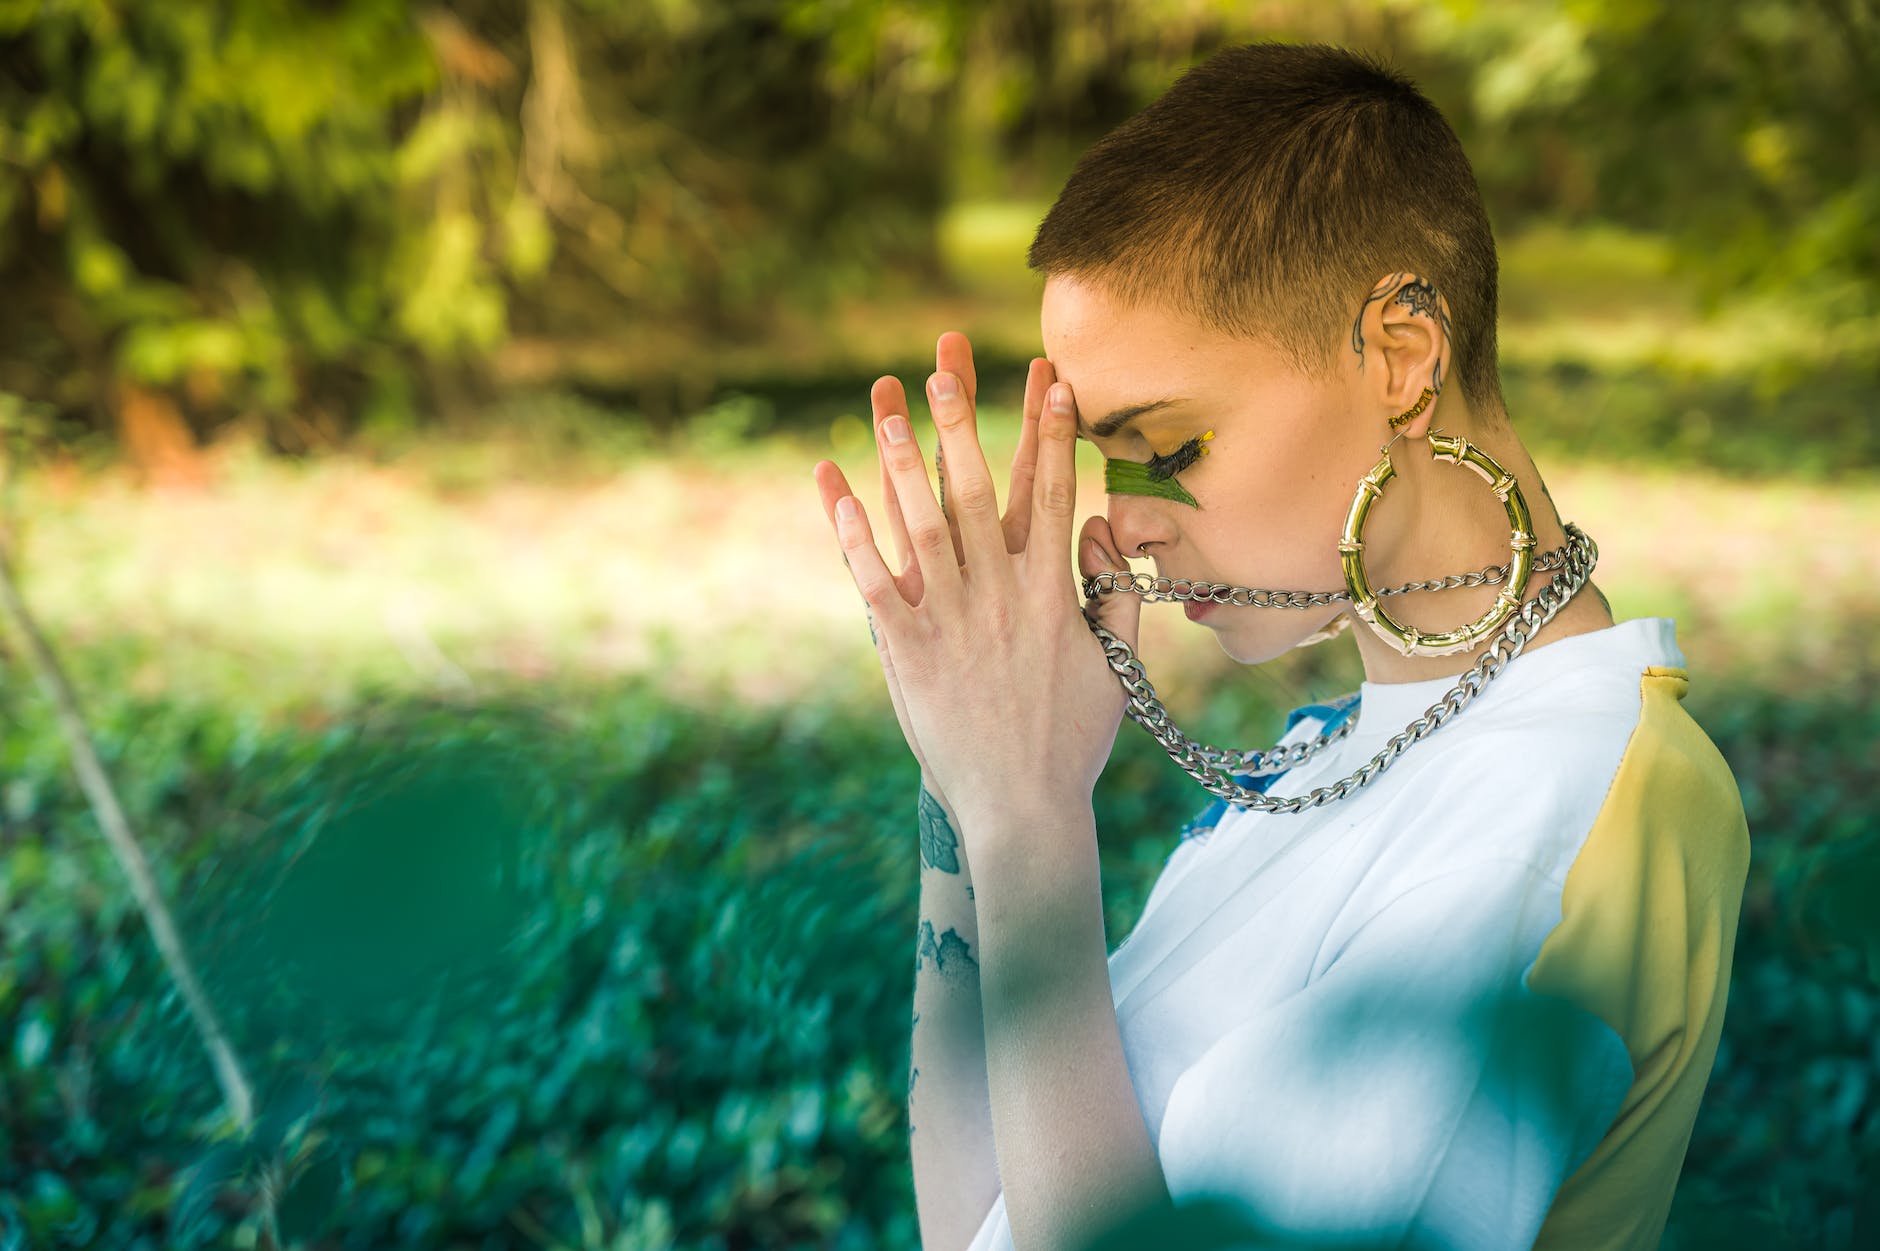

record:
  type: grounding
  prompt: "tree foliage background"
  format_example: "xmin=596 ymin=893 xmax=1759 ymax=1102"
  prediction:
xmin=3 ymin=0 xmax=1876 ymax=445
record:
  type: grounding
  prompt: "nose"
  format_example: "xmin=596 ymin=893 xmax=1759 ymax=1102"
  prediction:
xmin=1104 ymin=494 xmax=1174 ymax=561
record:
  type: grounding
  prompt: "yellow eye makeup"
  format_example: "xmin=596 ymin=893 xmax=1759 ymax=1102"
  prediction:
xmin=1146 ymin=430 xmax=1213 ymax=481
xmin=1104 ymin=430 xmax=1213 ymax=508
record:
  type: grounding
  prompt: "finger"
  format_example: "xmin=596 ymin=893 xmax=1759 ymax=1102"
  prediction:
xmin=1003 ymin=356 xmax=1053 ymax=554
xmin=875 ymin=388 xmax=964 ymax=614
xmin=830 ymin=491 xmax=916 ymax=638
xmin=1028 ymin=381 xmax=1080 ymax=588
xmin=817 ymin=469 xmax=921 ymax=755
xmin=1084 ymin=513 xmax=1127 ymax=574
xmin=814 ymin=460 xmax=920 ymax=608
xmin=813 ymin=460 xmax=872 ymax=571
xmin=870 ymin=377 xmax=927 ymax=604
xmin=1080 ymin=512 xmax=1138 ymax=625
xmin=936 ymin=333 xmax=979 ymax=567
xmin=923 ymin=368 xmax=1007 ymax=576
xmin=812 ymin=459 xmax=857 ymax=539
xmin=937 ymin=330 xmax=978 ymax=408
xmin=1079 ymin=514 xmax=1141 ymax=651
xmin=935 ymin=439 xmax=967 ymax=568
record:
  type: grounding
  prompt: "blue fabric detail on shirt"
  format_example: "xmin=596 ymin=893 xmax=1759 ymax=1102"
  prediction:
xmin=1284 ymin=694 xmax=1362 ymax=737
xmin=1171 ymin=693 xmax=1361 ymax=854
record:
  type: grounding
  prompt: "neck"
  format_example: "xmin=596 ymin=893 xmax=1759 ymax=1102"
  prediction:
xmin=1342 ymin=400 xmax=1614 ymax=685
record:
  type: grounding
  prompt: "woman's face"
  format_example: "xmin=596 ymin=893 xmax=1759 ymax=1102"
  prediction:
xmin=1042 ymin=273 xmax=1381 ymax=665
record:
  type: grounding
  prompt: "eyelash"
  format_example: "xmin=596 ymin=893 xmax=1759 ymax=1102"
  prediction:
xmin=1145 ymin=430 xmax=1214 ymax=481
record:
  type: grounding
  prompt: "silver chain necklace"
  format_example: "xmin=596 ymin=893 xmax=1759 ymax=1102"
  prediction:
xmin=1078 ymin=521 xmax=1599 ymax=814
xmin=1082 ymin=542 xmax=1574 ymax=610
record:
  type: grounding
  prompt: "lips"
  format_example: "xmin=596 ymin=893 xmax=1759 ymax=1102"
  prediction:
xmin=1150 ymin=571 xmax=1221 ymax=622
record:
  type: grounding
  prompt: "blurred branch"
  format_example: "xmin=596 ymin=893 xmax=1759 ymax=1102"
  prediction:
xmin=0 ymin=436 xmax=275 ymax=1238
xmin=518 ymin=0 xmax=656 ymax=302
xmin=0 ymin=559 xmax=258 ymax=1125
xmin=417 ymin=7 xmax=515 ymax=88
xmin=519 ymin=0 xmax=597 ymax=213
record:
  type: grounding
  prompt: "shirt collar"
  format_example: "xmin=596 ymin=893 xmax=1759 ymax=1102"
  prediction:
xmin=1334 ymin=615 xmax=1685 ymax=746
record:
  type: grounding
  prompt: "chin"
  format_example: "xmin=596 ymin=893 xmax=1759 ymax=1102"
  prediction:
xmin=1215 ymin=630 xmax=1297 ymax=666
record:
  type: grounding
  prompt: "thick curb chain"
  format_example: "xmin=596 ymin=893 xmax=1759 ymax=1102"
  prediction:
xmin=1081 ymin=522 xmax=1599 ymax=814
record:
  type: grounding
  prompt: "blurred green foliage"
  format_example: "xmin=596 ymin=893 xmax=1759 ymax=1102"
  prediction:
xmin=0 ymin=652 xmax=1875 ymax=1246
xmin=3 ymin=0 xmax=1877 ymax=445
xmin=1502 ymin=361 xmax=1880 ymax=481
xmin=0 ymin=0 xmax=447 ymax=427
xmin=0 ymin=0 xmax=962 ymax=437
xmin=1416 ymin=0 xmax=1880 ymax=319
xmin=0 ymin=675 xmax=924 ymax=1246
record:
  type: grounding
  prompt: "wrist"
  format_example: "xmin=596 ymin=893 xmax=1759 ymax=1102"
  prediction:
xmin=965 ymin=801 xmax=1103 ymax=937
xmin=953 ymin=788 xmax=1095 ymax=857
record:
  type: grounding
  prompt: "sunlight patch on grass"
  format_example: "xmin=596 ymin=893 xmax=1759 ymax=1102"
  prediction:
xmin=7 ymin=419 xmax=1868 ymax=723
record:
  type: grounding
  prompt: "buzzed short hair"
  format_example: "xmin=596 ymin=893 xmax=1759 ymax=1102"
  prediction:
xmin=1029 ymin=41 xmax=1504 ymax=416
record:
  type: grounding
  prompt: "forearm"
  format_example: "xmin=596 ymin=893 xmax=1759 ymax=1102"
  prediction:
xmin=967 ymin=796 xmax=1170 ymax=1251
xmin=911 ymin=777 xmax=1001 ymax=1249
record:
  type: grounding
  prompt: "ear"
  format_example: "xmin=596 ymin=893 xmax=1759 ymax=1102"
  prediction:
xmin=1353 ymin=271 xmax=1453 ymax=438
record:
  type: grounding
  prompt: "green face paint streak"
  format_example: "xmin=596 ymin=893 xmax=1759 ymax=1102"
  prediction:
xmin=1104 ymin=456 xmax=1198 ymax=508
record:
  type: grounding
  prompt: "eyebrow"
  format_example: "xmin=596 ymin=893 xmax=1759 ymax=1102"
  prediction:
xmin=1076 ymin=397 xmax=1189 ymax=441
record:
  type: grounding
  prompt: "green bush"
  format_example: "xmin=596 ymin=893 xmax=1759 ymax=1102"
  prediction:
xmin=0 ymin=662 xmax=1873 ymax=1247
xmin=1 ymin=680 xmax=928 ymax=1247
xmin=1503 ymin=362 xmax=1880 ymax=482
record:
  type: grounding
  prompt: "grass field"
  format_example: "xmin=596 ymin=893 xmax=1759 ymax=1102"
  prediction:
xmin=9 ymin=400 xmax=1873 ymax=726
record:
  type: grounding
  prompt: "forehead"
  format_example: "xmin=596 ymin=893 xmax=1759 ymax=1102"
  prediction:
xmin=1040 ymin=274 xmax=1283 ymax=406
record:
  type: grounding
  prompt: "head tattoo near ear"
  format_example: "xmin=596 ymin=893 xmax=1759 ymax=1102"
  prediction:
xmin=1349 ymin=270 xmax=1405 ymax=369
xmin=1351 ymin=272 xmax=1455 ymax=397
xmin=1392 ymin=278 xmax=1439 ymax=319
xmin=1392 ymin=277 xmax=1455 ymax=394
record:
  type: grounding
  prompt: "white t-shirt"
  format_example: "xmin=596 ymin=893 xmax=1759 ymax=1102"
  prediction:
xmin=963 ymin=615 xmax=1750 ymax=1250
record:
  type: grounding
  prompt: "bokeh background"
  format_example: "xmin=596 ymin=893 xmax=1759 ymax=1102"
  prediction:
xmin=1 ymin=1 xmax=1876 ymax=1246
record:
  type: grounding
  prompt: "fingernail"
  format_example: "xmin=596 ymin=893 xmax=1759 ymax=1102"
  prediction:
xmin=837 ymin=496 xmax=859 ymax=522
xmin=1049 ymin=385 xmax=1072 ymax=413
xmin=930 ymin=373 xmax=958 ymax=400
xmin=883 ymin=416 xmax=910 ymax=445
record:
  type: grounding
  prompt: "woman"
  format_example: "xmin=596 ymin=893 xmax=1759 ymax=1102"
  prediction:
xmin=810 ymin=42 xmax=1749 ymax=1251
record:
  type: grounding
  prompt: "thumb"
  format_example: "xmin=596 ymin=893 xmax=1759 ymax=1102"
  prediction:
xmin=1078 ymin=520 xmax=1142 ymax=651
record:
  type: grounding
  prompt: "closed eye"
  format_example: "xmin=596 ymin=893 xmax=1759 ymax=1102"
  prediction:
xmin=1146 ymin=431 xmax=1213 ymax=481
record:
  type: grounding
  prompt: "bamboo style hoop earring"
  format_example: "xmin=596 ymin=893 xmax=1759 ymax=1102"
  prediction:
xmin=1340 ymin=413 xmax=1537 ymax=658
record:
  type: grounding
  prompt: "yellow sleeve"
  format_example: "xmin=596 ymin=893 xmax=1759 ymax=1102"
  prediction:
xmin=1527 ymin=667 xmax=1752 ymax=1249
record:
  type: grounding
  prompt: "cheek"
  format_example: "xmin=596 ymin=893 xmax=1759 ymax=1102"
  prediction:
xmin=1190 ymin=467 xmax=1351 ymax=588
xmin=1229 ymin=436 xmax=1362 ymax=538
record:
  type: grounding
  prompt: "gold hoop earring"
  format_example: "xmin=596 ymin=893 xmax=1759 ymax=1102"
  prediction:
xmin=1338 ymin=427 xmax=1537 ymax=657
